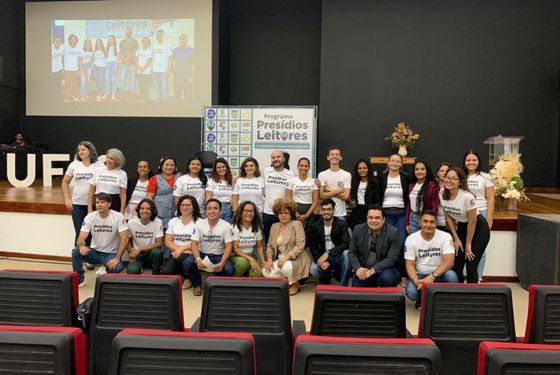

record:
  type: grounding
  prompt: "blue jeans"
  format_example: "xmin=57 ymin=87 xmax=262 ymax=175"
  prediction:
xmin=477 ymin=210 xmax=488 ymax=281
xmin=80 ymin=64 xmax=92 ymax=98
xmin=220 ymin=202 xmax=233 ymax=222
xmin=104 ymin=61 xmax=117 ymax=97
xmin=310 ymin=250 xmax=350 ymax=286
xmin=408 ymin=211 xmax=420 ymax=234
xmin=405 ymin=270 xmax=459 ymax=302
xmin=93 ymin=66 xmax=105 ymax=96
xmin=351 ymin=267 xmax=401 ymax=287
xmin=383 ymin=208 xmax=407 ymax=244
xmin=119 ymin=64 xmax=137 ymax=93
xmin=71 ymin=247 xmax=124 ymax=282
xmin=182 ymin=252 xmax=234 ymax=288
xmin=153 ymin=72 xmax=169 ymax=103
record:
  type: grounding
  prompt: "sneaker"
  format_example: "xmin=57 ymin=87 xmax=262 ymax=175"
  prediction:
xmin=193 ymin=287 xmax=202 ymax=296
xmin=78 ymin=280 xmax=86 ymax=288
xmin=182 ymin=279 xmax=192 ymax=289
xmin=289 ymin=281 xmax=300 ymax=296
xmin=95 ymin=266 xmax=107 ymax=276
xmin=85 ymin=262 xmax=94 ymax=271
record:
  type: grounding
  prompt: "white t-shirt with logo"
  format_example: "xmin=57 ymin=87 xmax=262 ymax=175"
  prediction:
xmin=440 ymin=189 xmax=478 ymax=223
xmin=467 ymin=172 xmax=493 ymax=211
xmin=167 ymin=217 xmax=197 ymax=247
xmin=81 ymin=210 xmax=128 ymax=253
xmin=233 ymin=176 xmax=265 ymax=212
xmin=288 ymin=176 xmax=317 ymax=205
xmin=357 ymin=181 xmax=368 ymax=205
xmin=64 ymin=45 xmax=81 ymax=71
xmin=128 ymin=217 xmax=164 ymax=249
xmin=94 ymin=50 xmax=106 ymax=67
xmin=52 ymin=44 xmax=64 ymax=72
xmin=65 ymin=160 xmax=104 ymax=205
xmin=90 ymin=167 xmax=128 ymax=195
xmin=263 ymin=167 xmax=296 ymax=214
xmin=206 ymin=179 xmax=233 ymax=203
xmin=318 ymin=168 xmax=352 ymax=218
xmin=152 ymin=41 xmax=172 ymax=73
xmin=174 ymin=174 xmax=206 ymax=213
xmin=324 ymin=225 xmax=335 ymax=252
xmin=192 ymin=219 xmax=233 ymax=255
xmin=383 ymin=176 xmax=404 ymax=208
xmin=82 ymin=50 xmax=93 ymax=66
xmin=129 ymin=180 xmax=148 ymax=204
xmin=437 ymin=187 xmax=446 ymax=226
xmin=106 ymin=46 xmax=117 ymax=63
xmin=409 ymin=182 xmax=423 ymax=213
xmin=231 ymin=224 xmax=263 ymax=254
xmin=136 ymin=47 xmax=153 ymax=75
xmin=404 ymin=229 xmax=455 ymax=274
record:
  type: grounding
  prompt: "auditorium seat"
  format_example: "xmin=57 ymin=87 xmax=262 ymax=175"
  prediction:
xmin=477 ymin=341 xmax=560 ymax=375
xmin=191 ymin=277 xmax=304 ymax=375
xmin=417 ymin=283 xmax=516 ymax=375
xmin=0 ymin=269 xmax=79 ymax=326
xmin=110 ymin=329 xmax=256 ymax=375
xmin=88 ymin=274 xmax=184 ymax=375
xmin=523 ymin=285 xmax=560 ymax=344
xmin=293 ymin=335 xmax=440 ymax=375
xmin=310 ymin=285 xmax=407 ymax=338
xmin=0 ymin=324 xmax=87 ymax=375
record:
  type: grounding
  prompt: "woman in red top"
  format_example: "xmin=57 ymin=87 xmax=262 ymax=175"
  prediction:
xmin=405 ymin=160 xmax=439 ymax=234
xmin=146 ymin=156 xmax=180 ymax=231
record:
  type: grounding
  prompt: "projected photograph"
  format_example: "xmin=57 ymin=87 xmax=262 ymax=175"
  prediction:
xmin=51 ymin=19 xmax=195 ymax=104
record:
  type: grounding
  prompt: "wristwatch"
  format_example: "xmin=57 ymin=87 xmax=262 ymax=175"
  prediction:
xmin=431 ymin=272 xmax=440 ymax=280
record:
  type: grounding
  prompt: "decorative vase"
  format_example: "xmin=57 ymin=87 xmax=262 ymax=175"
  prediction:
xmin=398 ymin=144 xmax=408 ymax=157
xmin=496 ymin=196 xmax=517 ymax=211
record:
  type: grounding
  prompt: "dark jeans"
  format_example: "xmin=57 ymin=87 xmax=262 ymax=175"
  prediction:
xmin=127 ymin=248 xmax=164 ymax=274
xmin=310 ymin=250 xmax=350 ymax=286
xmin=262 ymin=212 xmax=279 ymax=244
xmin=182 ymin=252 xmax=234 ymax=288
xmin=71 ymin=247 xmax=124 ymax=282
xmin=454 ymin=215 xmax=490 ymax=283
xmin=351 ymin=267 xmax=401 ymax=287
xmin=71 ymin=204 xmax=89 ymax=244
xmin=160 ymin=247 xmax=188 ymax=275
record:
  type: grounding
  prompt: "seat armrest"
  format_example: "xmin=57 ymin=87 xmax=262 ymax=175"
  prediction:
xmin=190 ymin=317 xmax=201 ymax=332
xmin=292 ymin=320 xmax=306 ymax=339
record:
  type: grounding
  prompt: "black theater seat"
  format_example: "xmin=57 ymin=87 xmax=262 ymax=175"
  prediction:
xmin=523 ymin=285 xmax=560 ymax=344
xmin=88 ymin=274 xmax=184 ymax=375
xmin=293 ymin=335 xmax=440 ymax=375
xmin=478 ymin=341 xmax=560 ymax=375
xmin=110 ymin=329 xmax=256 ymax=375
xmin=418 ymin=283 xmax=516 ymax=375
xmin=0 ymin=269 xmax=79 ymax=327
xmin=310 ymin=285 xmax=407 ymax=338
xmin=0 ymin=325 xmax=87 ymax=375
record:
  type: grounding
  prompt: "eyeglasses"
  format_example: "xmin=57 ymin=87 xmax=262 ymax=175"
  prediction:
xmin=444 ymin=176 xmax=459 ymax=182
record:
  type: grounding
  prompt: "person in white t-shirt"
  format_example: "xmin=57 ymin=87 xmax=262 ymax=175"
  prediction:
xmin=93 ymin=39 xmax=107 ymax=101
xmin=63 ymin=34 xmax=81 ymax=102
xmin=183 ymin=198 xmax=234 ymax=296
xmin=125 ymin=160 xmax=152 ymax=221
xmin=136 ymin=37 xmax=153 ymax=102
xmin=348 ymin=159 xmax=379 ymax=230
xmin=51 ymin=36 xmax=64 ymax=101
xmin=440 ymin=167 xmax=490 ymax=283
xmin=262 ymin=150 xmax=296 ymax=241
xmin=435 ymin=162 xmax=451 ymax=230
xmin=287 ymin=157 xmax=318 ymax=230
xmin=232 ymin=157 xmax=265 ymax=215
xmin=79 ymin=38 xmax=94 ymax=101
xmin=71 ymin=193 xmax=128 ymax=286
xmin=205 ymin=158 xmax=234 ymax=221
xmin=404 ymin=210 xmax=458 ymax=308
xmin=378 ymin=154 xmax=410 ymax=244
xmin=230 ymin=201 xmax=265 ymax=277
xmin=174 ymin=156 xmax=208 ymax=217
xmin=88 ymin=148 xmax=127 ymax=214
xmin=318 ymin=146 xmax=351 ymax=219
xmin=463 ymin=150 xmax=495 ymax=282
xmin=62 ymin=141 xmax=104 ymax=244
xmin=126 ymin=199 xmax=164 ymax=274
xmin=152 ymin=29 xmax=172 ymax=103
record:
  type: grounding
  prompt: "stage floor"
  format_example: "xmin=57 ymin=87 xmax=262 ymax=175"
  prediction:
xmin=0 ymin=179 xmax=558 ymax=230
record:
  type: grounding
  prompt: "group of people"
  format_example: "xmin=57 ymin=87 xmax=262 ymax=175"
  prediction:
xmin=51 ymin=27 xmax=194 ymax=103
xmin=63 ymin=141 xmax=494 ymax=302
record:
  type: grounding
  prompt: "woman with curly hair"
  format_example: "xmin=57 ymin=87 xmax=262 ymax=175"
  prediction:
xmin=230 ymin=201 xmax=266 ymax=277
xmin=205 ymin=158 xmax=234 ymax=221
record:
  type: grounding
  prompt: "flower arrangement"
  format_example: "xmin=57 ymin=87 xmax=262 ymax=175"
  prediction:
xmin=490 ymin=153 xmax=529 ymax=201
xmin=388 ymin=122 xmax=420 ymax=148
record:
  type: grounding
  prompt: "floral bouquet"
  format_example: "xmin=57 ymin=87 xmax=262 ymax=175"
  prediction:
xmin=388 ymin=122 xmax=420 ymax=148
xmin=490 ymin=153 xmax=529 ymax=201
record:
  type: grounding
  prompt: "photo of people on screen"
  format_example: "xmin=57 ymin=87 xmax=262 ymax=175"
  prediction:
xmin=51 ymin=19 xmax=195 ymax=104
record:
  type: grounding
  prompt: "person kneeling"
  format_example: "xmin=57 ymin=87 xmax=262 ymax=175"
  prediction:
xmin=404 ymin=210 xmax=458 ymax=308
xmin=71 ymin=193 xmax=127 ymax=287
xmin=309 ymin=198 xmax=350 ymax=286
xmin=231 ymin=201 xmax=266 ymax=277
xmin=348 ymin=204 xmax=402 ymax=287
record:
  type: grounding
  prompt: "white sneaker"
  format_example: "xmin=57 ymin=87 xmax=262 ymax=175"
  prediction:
xmin=78 ymin=280 xmax=86 ymax=288
xmin=96 ymin=266 xmax=107 ymax=276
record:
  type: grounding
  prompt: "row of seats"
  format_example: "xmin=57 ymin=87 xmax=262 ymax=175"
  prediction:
xmin=0 ymin=270 xmax=559 ymax=375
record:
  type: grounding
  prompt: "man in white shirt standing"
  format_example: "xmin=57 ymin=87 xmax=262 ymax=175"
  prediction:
xmin=152 ymin=29 xmax=172 ymax=103
xmin=71 ymin=193 xmax=128 ymax=287
xmin=318 ymin=146 xmax=351 ymax=220
xmin=404 ymin=210 xmax=458 ymax=308
xmin=51 ymin=36 xmax=64 ymax=101
xmin=262 ymin=150 xmax=295 ymax=242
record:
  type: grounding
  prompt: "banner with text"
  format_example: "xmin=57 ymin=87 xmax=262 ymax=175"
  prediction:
xmin=202 ymin=106 xmax=317 ymax=176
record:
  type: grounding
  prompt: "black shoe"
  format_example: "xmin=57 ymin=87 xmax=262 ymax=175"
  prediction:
xmin=415 ymin=300 xmax=421 ymax=310
xmin=85 ymin=262 xmax=94 ymax=271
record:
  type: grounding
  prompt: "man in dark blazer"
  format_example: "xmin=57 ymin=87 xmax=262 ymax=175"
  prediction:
xmin=348 ymin=204 xmax=402 ymax=287
xmin=309 ymin=199 xmax=351 ymax=286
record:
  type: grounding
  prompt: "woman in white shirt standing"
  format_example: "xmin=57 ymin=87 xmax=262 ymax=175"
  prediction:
xmin=436 ymin=162 xmax=450 ymax=230
xmin=125 ymin=160 xmax=153 ymax=221
xmin=440 ymin=166 xmax=490 ymax=283
xmin=286 ymin=157 xmax=318 ymax=230
xmin=62 ymin=141 xmax=103 ymax=243
xmin=348 ymin=158 xmax=378 ymax=230
xmin=205 ymin=158 xmax=234 ymax=222
xmin=93 ymin=39 xmax=106 ymax=101
xmin=88 ymin=148 xmax=127 ymax=214
xmin=80 ymin=38 xmax=94 ymax=101
xmin=174 ymin=156 xmax=208 ymax=217
xmin=63 ymin=34 xmax=81 ymax=102
xmin=463 ymin=150 xmax=495 ymax=281
xmin=232 ymin=157 xmax=265 ymax=216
